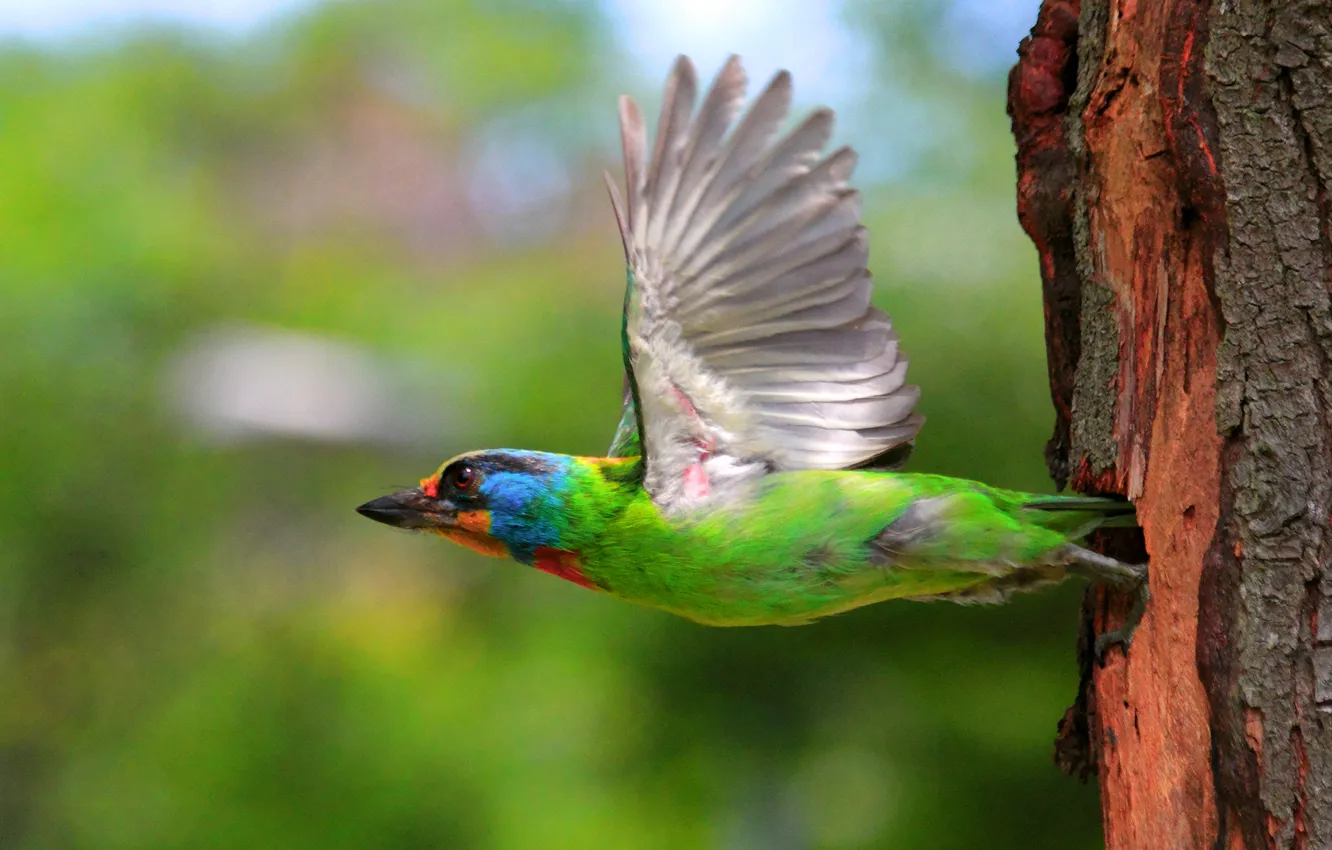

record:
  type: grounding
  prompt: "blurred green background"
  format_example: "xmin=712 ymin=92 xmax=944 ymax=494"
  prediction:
xmin=0 ymin=0 xmax=1104 ymax=847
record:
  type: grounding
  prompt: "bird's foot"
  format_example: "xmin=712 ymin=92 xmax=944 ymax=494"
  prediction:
xmin=1092 ymin=577 xmax=1150 ymax=667
xmin=1060 ymin=545 xmax=1150 ymax=666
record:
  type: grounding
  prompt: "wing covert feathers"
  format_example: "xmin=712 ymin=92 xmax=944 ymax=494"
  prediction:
xmin=609 ymin=55 xmax=922 ymax=509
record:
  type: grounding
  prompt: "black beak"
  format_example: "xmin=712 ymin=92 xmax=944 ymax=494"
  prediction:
xmin=356 ymin=490 xmax=450 ymax=530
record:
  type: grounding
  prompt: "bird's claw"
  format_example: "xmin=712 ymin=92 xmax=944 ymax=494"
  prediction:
xmin=1094 ymin=623 xmax=1136 ymax=665
xmin=1093 ymin=576 xmax=1150 ymax=667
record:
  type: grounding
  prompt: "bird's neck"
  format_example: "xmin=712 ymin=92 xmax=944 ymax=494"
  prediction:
xmin=545 ymin=455 xmax=646 ymax=553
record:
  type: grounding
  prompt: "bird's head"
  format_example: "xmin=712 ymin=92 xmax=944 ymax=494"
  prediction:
xmin=357 ymin=450 xmax=573 ymax=563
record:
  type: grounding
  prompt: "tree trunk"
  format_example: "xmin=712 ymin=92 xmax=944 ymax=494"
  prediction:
xmin=1009 ymin=0 xmax=1332 ymax=847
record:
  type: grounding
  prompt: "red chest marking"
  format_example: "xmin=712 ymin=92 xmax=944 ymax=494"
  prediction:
xmin=532 ymin=547 xmax=598 ymax=591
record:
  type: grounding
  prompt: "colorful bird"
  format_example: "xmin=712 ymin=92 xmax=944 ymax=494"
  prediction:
xmin=358 ymin=56 xmax=1148 ymax=658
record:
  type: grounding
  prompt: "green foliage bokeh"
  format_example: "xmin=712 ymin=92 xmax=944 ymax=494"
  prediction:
xmin=0 ymin=2 xmax=1103 ymax=847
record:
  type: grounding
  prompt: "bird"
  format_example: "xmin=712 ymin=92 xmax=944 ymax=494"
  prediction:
xmin=357 ymin=55 xmax=1149 ymax=659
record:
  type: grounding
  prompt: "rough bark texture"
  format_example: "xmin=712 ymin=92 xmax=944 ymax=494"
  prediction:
xmin=1010 ymin=1 xmax=1332 ymax=847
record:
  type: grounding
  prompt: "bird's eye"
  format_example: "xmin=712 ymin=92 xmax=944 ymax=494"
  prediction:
xmin=446 ymin=463 xmax=479 ymax=493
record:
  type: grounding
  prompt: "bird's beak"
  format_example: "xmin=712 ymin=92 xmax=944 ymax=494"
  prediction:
xmin=356 ymin=489 xmax=452 ymax=530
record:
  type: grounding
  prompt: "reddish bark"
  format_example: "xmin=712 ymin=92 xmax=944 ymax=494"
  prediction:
xmin=1011 ymin=0 xmax=1332 ymax=846
xmin=1009 ymin=0 xmax=1082 ymax=491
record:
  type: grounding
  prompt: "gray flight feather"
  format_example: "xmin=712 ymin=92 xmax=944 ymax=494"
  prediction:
xmin=605 ymin=55 xmax=923 ymax=513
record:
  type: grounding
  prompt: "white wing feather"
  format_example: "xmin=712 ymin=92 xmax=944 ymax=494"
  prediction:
xmin=607 ymin=55 xmax=922 ymax=512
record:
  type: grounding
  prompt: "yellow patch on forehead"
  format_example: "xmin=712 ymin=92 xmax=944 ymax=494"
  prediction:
xmin=437 ymin=452 xmax=480 ymax=472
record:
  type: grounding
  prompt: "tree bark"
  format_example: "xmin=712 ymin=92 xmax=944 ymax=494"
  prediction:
xmin=1009 ymin=1 xmax=1332 ymax=847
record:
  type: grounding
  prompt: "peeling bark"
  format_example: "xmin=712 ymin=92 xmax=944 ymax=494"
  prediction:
xmin=1010 ymin=1 xmax=1332 ymax=847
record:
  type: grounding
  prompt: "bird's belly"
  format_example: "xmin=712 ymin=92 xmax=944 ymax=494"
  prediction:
xmin=584 ymin=543 xmax=993 ymax=628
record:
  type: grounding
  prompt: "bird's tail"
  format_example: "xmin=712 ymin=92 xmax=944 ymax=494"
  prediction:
xmin=1019 ymin=494 xmax=1139 ymax=538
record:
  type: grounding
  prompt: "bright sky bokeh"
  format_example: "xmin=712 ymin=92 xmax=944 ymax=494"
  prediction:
xmin=0 ymin=0 xmax=1034 ymax=96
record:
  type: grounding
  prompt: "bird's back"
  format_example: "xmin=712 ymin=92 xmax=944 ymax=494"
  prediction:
xmin=576 ymin=470 xmax=1127 ymax=626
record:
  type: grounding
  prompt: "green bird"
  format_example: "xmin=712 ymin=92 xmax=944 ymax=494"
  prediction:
xmin=358 ymin=56 xmax=1149 ymax=657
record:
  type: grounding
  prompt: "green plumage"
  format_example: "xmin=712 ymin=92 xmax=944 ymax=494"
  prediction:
xmin=545 ymin=457 xmax=1134 ymax=626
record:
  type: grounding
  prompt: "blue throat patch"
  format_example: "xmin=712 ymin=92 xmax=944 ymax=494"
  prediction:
xmin=480 ymin=454 xmax=569 ymax=563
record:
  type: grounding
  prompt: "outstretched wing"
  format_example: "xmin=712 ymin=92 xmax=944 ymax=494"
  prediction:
xmin=605 ymin=55 xmax=922 ymax=512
